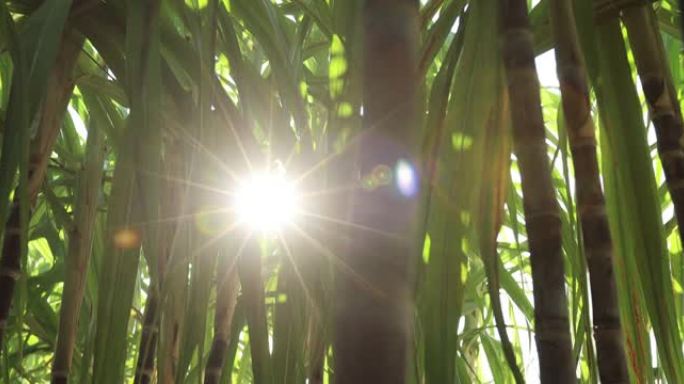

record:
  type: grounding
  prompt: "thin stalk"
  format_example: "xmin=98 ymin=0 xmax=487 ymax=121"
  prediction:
xmin=549 ymin=0 xmax=629 ymax=381
xmin=51 ymin=112 xmax=106 ymax=384
xmin=498 ymin=0 xmax=575 ymax=382
xmin=679 ymin=0 xmax=684 ymax=40
xmin=135 ymin=147 xmax=184 ymax=384
xmin=157 ymin=137 xmax=188 ymax=384
xmin=306 ymin=314 xmax=325 ymax=384
xmin=621 ymin=4 xmax=684 ymax=382
xmin=479 ymin=83 xmax=523 ymax=383
xmin=27 ymin=33 xmax=83 ymax=201
xmin=289 ymin=148 xmax=328 ymax=384
xmin=0 ymin=29 xmax=83 ymax=354
xmin=0 ymin=205 xmax=20 ymax=350
xmin=204 ymin=248 xmax=239 ymax=384
xmin=134 ymin=293 xmax=159 ymax=384
xmin=238 ymin=238 xmax=272 ymax=384
xmin=623 ymin=4 xmax=684 ymax=253
xmin=303 ymin=241 xmax=327 ymax=384
xmin=222 ymin=300 xmax=246 ymax=384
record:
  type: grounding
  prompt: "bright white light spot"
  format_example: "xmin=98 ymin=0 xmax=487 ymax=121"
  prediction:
xmin=68 ymin=105 xmax=88 ymax=141
xmin=395 ymin=159 xmax=418 ymax=197
xmin=234 ymin=170 xmax=299 ymax=232
xmin=536 ymin=49 xmax=559 ymax=89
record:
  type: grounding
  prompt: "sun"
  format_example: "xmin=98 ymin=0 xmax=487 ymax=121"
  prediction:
xmin=233 ymin=169 xmax=300 ymax=232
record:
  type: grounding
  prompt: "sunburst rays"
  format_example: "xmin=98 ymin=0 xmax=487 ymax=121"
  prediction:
xmin=143 ymin=103 xmax=417 ymax=304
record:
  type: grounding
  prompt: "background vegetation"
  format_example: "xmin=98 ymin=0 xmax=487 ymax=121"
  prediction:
xmin=0 ymin=0 xmax=683 ymax=382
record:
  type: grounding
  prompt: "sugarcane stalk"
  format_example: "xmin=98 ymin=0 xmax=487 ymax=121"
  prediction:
xmin=676 ymin=0 xmax=684 ymax=41
xmin=0 ymin=29 xmax=83 ymax=354
xmin=620 ymin=4 xmax=684 ymax=381
xmin=134 ymin=140 xmax=180 ymax=384
xmin=51 ymin=111 xmax=106 ymax=384
xmin=549 ymin=0 xmax=630 ymax=381
xmin=334 ymin=1 xmax=421 ymax=383
xmin=204 ymin=247 xmax=239 ymax=384
xmin=478 ymin=80 xmax=524 ymax=383
xmin=498 ymin=0 xmax=575 ymax=382
xmin=303 ymin=242 xmax=328 ymax=384
xmin=134 ymin=292 xmax=159 ymax=384
xmin=622 ymin=5 xmax=684 ymax=243
xmin=0 ymin=204 xmax=20 ymax=350
xmin=306 ymin=313 xmax=325 ymax=384
xmin=157 ymin=136 xmax=189 ymax=384
xmin=238 ymin=238 xmax=273 ymax=384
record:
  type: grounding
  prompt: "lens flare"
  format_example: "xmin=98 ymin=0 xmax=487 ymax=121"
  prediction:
xmin=395 ymin=159 xmax=418 ymax=197
xmin=113 ymin=228 xmax=142 ymax=250
xmin=233 ymin=170 xmax=299 ymax=232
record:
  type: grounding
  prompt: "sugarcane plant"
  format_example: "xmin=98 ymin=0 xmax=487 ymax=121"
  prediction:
xmin=499 ymin=0 xmax=575 ymax=382
xmin=1 ymin=0 xmax=684 ymax=383
xmin=549 ymin=0 xmax=629 ymax=381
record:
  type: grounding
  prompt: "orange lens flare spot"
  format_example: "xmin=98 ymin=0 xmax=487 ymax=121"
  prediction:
xmin=113 ymin=228 xmax=142 ymax=250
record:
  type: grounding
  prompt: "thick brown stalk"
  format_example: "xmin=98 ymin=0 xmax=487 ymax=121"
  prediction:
xmin=51 ymin=109 xmax=106 ymax=384
xmin=0 ymin=29 xmax=83 ymax=354
xmin=134 ymin=293 xmax=159 ymax=384
xmin=204 ymin=249 xmax=239 ymax=384
xmin=549 ymin=0 xmax=629 ymax=382
xmin=498 ymin=0 xmax=575 ymax=382
xmin=334 ymin=1 xmax=420 ymax=383
xmin=622 ymin=5 xmax=684 ymax=245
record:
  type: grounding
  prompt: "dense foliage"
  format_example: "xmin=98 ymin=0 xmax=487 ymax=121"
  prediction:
xmin=1 ymin=0 xmax=684 ymax=383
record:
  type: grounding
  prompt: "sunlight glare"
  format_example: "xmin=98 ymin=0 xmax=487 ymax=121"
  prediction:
xmin=233 ymin=170 xmax=299 ymax=232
